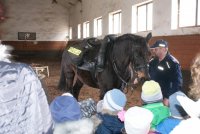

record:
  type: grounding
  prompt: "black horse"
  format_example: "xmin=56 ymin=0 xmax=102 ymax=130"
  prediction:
xmin=58 ymin=33 xmax=152 ymax=99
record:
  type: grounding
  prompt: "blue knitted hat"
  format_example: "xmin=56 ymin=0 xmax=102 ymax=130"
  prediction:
xmin=103 ymin=88 xmax=127 ymax=111
xmin=50 ymin=95 xmax=82 ymax=123
xmin=169 ymin=91 xmax=188 ymax=118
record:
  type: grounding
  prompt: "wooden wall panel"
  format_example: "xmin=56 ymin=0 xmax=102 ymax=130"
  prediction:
xmin=2 ymin=41 xmax=67 ymax=59
xmin=2 ymin=41 xmax=66 ymax=51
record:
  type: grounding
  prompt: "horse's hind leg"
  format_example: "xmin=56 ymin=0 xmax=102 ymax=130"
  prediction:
xmin=71 ymin=79 xmax=83 ymax=100
xmin=65 ymin=70 xmax=75 ymax=93
xmin=58 ymin=65 xmax=67 ymax=91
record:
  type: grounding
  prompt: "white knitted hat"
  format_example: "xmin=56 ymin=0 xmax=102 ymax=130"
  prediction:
xmin=124 ymin=106 xmax=153 ymax=134
xmin=177 ymin=96 xmax=200 ymax=118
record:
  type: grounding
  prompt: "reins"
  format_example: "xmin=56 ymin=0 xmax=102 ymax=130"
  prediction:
xmin=112 ymin=60 xmax=128 ymax=85
xmin=112 ymin=60 xmax=133 ymax=93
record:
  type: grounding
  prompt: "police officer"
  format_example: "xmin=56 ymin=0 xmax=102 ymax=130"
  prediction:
xmin=149 ymin=39 xmax=183 ymax=106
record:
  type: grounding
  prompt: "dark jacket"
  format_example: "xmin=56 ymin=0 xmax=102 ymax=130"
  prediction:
xmin=95 ymin=111 xmax=123 ymax=134
xmin=149 ymin=53 xmax=183 ymax=98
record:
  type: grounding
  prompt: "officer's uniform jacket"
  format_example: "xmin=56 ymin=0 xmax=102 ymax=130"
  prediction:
xmin=149 ymin=53 xmax=183 ymax=98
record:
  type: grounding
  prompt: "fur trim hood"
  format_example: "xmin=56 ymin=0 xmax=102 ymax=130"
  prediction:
xmin=0 ymin=44 xmax=13 ymax=62
xmin=53 ymin=117 xmax=101 ymax=134
xmin=100 ymin=109 xmax=119 ymax=116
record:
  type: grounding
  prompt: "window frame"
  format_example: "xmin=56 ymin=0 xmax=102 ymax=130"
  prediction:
xmin=69 ymin=27 xmax=72 ymax=40
xmin=136 ymin=2 xmax=153 ymax=32
xmin=109 ymin=10 xmax=122 ymax=34
xmin=83 ymin=21 xmax=90 ymax=38
xmin=171 ymin=0 xmax=200 ymax=29
xmin=94 ymin=17 xmax=102 ymax=37
xmin=77 ymin=24 xmax=81 ymax=39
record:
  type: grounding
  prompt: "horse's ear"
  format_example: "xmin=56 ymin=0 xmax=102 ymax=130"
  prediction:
xmin=146 ymin=32 xmax=152 ymax=43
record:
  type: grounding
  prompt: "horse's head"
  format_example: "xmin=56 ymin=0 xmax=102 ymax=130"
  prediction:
xmin=110 ymin=33 xmax=151 ymax=87
xmin=130 ymin=33 xmax=152 ymax=83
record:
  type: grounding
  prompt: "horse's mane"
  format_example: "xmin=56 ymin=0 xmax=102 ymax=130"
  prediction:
xmin=116 ymin=34 xmax=147 ymax=47
xmin=105 ymin=34 xmax=149 ymax=63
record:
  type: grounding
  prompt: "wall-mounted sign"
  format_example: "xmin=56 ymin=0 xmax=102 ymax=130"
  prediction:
xmin=18 ymin=32 xmax=36 ymax=40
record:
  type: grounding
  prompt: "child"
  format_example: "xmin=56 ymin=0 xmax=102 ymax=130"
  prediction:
xmin=169 ymin=95 xmax=200 ymax=133
xmin=124 ymin=106 xmax=154 ymax=134
xmin=168 ymin=91 xmax=188 ymax=119
xmin=79 ymin=97 xmax=97 ymax=118
xmin=0 ymin=44 xmax=53 ymax=134
xmin=95 ymin=88 xmax=127 ymax=134
xmin=141 ymin=80 xmax=170 ymax=129
xmin=50 ymin=93 xmax=95 ymax=134
xmin=170 ymin=54 xmax=200 ymax=134
xmin=155 ymin=91 xmax=187 ymax=134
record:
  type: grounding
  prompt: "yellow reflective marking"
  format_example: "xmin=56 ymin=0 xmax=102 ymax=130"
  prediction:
xmin=67 ymin=47 xmax=82 ymax=56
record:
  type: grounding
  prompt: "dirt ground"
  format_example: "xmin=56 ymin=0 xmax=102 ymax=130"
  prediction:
xmin=17 ymin=57 xmax=191 ymax=110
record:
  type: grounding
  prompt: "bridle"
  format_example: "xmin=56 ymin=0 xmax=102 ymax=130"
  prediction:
xmin=112 ymin=59 xmax=148 ymax=91
xmin=112 ymin=60 xmax=129 ymax=86
xmin=134 ymin=64 xmax=149 ymax=71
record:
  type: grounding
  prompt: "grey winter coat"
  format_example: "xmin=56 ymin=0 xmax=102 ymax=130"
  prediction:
xmin=0 ymin=61 xmax=53 ymax=134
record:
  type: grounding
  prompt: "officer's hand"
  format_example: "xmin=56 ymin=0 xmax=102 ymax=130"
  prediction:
xmin=163 ymin=98 xmax=169 ymax=106
xmin=133 ymin=78 xmax=139 ymax=84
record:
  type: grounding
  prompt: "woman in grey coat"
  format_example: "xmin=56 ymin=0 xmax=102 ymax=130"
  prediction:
xmin=0 ymin=44 xmax=53 ymax=134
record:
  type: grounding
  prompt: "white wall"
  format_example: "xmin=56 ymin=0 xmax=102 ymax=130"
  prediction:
xmin=69 ymin=0 xmax=137 ymax=39
xmin=69 ymin=0 xmax=200 ymax=39
xmin=0 ymin=0 xmax=69 ymax=41
xmin=1 ymin=0 xmax=199 ymax=41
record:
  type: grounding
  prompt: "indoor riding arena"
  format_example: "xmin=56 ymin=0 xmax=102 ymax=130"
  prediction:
xmin=0 ymin=0 xmax=200 ymax=133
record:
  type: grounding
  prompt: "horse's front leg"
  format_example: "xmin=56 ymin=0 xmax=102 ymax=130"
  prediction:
xmin=99 ymin=89 xmax=108 ymax=100
xmin=98 ymin=79 xmax=115 ymax=100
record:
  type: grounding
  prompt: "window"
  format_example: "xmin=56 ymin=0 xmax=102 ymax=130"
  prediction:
xmin=109 ymin=10 xmax=122 ymax=34
xmin=69 ymin=27 xmax=72 ymax=40
xmin=78 ymin=24 xmax=81 ymax=39
xmin=94 ymin=17 xmax=102 ymax=37
xmin=171 ymin=0 xmax=200 ymax=29
xmin=132 ymin=2 xmax=153 ymax=33
xmin=83 ymin=21 xmax=90 ymax=38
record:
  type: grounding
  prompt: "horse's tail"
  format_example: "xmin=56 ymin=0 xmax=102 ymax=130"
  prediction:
xmin=58 ymin=51 xmax=67 ymax=91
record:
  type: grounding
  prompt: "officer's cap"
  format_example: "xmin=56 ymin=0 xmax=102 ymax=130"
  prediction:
xmin=150 ymin=39 xmax=168 ymax=48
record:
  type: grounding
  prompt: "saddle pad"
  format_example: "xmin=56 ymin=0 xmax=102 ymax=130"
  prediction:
xmin=66 ymin=38 xmax=101 ymax=66
xmin=68 ymin=47 xmax=82 ymax=56
xmin=66 ymin=45 xmax=84 ymax=65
